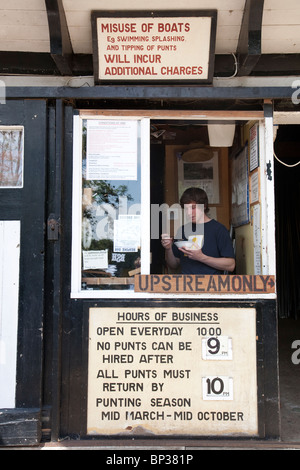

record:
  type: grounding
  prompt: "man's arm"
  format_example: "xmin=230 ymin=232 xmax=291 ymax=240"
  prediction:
xmin=179 ymin=247 xmax=235 ymax=272
xmin=165 ymin=246 xmax=181 ymax=270
xmin=161 ymin=234 xmax=180 ymax=270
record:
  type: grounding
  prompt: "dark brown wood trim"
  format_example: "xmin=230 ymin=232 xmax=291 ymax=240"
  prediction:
xmin=237 ymin=0 xmax=265 ymax=76
xmin=45 ymin=0 xmax=73 ymax=75
xmin=1 ymin=51 xmax=300 ymax=77
xmin=0 ymin=409 xmax=41 ymax=446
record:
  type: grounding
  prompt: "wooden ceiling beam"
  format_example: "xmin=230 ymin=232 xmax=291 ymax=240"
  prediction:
xmin=237 ymin=0 xmax=265 ymax=76
xmin=1 ymin=52 xmax=300 ymax=77
xmin=45 ymin=0 xmax=73 ymax=75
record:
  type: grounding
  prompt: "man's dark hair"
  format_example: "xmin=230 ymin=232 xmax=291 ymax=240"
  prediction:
xmin=180 ymin=187 xmax=209 ymax=213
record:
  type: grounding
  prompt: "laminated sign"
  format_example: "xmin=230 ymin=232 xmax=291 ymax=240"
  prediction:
xmin=92 ymin=11 xmax=217 ymax=84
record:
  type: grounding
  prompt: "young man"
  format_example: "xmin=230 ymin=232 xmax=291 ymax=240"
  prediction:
xmin=161 ymin=187 xmax=235 ymax=275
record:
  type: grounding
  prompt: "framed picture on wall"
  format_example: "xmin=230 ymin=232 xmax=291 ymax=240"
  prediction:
xmin=177 ymin=149 xmax=220 ymax=203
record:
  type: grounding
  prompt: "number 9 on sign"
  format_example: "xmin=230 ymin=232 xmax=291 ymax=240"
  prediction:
xmin=202 ymin=336 xmax=232 ymax=360
xmin=202 ymin=376 xmax=233 ymax=400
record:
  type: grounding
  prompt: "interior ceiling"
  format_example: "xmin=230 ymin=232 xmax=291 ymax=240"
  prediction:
xmin=150 ymin=123 xmax=210 ymax=146
xmin=0 ymin=0 xmax=300 ymax=77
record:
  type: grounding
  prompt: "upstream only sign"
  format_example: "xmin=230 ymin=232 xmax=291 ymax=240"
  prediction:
xmin=135 ymin=275 xmax=276 ymax=295
xmin=91 ymin=11 xmax=217 ymax=83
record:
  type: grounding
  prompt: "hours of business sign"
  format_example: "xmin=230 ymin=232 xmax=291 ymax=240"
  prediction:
xmin=87 ymin=307 xmax=258 ymax=436
xmin=91 ymin=10 xmax=217 ymax=83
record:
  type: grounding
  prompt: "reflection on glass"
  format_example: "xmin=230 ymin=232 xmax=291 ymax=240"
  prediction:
xmin=0 ymin=127 xmax=24 ymax=188
xmin=81 ymin=120 xmax=141 ymax=291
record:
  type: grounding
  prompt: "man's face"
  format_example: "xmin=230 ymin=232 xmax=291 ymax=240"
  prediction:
xmin=184 ymin=202 xmax=204 ymax=224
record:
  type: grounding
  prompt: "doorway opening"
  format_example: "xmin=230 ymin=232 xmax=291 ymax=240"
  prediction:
xmin=150 ymin=120 xmax=255 ymax=277
xmin=274 ymin=124 xmax=300 ymax=320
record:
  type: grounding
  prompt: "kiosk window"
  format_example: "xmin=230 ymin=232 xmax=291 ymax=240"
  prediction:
xmin=75 ymin=118 xmax=148 ymax=293
xmin=72 ymin=115 xmax=276 ymax=299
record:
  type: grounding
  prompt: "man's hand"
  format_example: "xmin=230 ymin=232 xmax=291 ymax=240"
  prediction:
xmin=179 ymin=247 xmax=235 ymax=272
xmin=179 ymin=246 xmax=204 ymax=261
xmin=161 ymin=233 xmax=173 ymax=250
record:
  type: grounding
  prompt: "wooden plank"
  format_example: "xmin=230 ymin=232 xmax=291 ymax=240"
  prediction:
xmin=134 ymin=274 xmax=276 ymax=294
xmin=128 ymin=267 xmax=141 ymax=276
xmin=79 ymin=109 xmax=264 ymax=120
xmin=254 ymin=53 xmax=300 ymax=74
xmin=0 ymin=24 xmax=50 ymax=40
xmin=0 ymin=408 xmax=41 ymax=446
xmin=4 ymin=85 xmax=294 ymax=100
xmin=2 ymin=51 xmax=300 ymax=76
xmin=263 ymin=8 xmax=300 ymax=25
xmin=263 ymin=25 xmax=300 ymax=40
xmin=0 ymin=10 xmax=48 ymax=26
xmin=0 ymin=40 xmax=50 ymax=53
xmin=64 ymin=3 xmax=245 ymax=55
xmin=262 ymin=39 xmax=300 ymax=54
xmin=263 ymin=0 xmax=299 ymax=9
xmin=63 ymin=0 xmax=246 ymax=11
xmin=2 ymin=0 xmax=46 ymax=8
xmin=82 ymin=277 xmax=135 ymax=285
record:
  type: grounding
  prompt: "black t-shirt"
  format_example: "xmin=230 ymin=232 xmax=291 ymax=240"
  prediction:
xmin=172 ymin=219 xmax=234 ymax=274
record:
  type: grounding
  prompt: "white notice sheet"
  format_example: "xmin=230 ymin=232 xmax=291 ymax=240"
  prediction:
xmin=113 ymin=215 xmax=141 ymax=253
xmin=83 ymin=250 xmax=108 ymax=270
xmin=86 ymin=120 xmax=138 ymax=180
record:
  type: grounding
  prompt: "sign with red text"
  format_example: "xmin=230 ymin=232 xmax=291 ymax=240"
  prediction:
xmin=91 ymin=11 xmax=217 ymax=83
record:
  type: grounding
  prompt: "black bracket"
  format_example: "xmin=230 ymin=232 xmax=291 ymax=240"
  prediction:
xmin=47 ymin=214 xmax=60 ymax=241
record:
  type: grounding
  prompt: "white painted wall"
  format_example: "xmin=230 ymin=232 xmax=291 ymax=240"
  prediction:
xmin=0 ymin=0 xmax=49 ymax=52
xmin=0 ymin=221 xmax=20 ymax=409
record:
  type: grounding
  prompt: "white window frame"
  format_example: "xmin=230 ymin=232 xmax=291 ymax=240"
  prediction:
xmin=0 ymin=220 xmax=20 ymax=408
xmin=0 ymin=126 xmax=24 ymax=189
xmin=71 ymin=111 xmax=276 ymax=300
xmin=71 ymin=115 xmax=151 ymax=299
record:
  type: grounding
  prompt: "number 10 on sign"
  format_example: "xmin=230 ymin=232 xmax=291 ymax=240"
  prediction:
xmin=202 ymin=376 xmax=233 ymax=400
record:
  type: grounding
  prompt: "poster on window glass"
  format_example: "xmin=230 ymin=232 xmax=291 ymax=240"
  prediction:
xmin=113 ymin=215 xmax=141 ymax=253
xmin=86 ymin=120 xmax=138 ymax=180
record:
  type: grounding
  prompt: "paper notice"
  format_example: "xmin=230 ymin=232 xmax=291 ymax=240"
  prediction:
xmin=113 ymin=215 xmax=141 ymax=253
xmin=83 ymin=250 xmax=108 ymax=270
xmin=86 ymin=120 xmax=138 ymax=180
